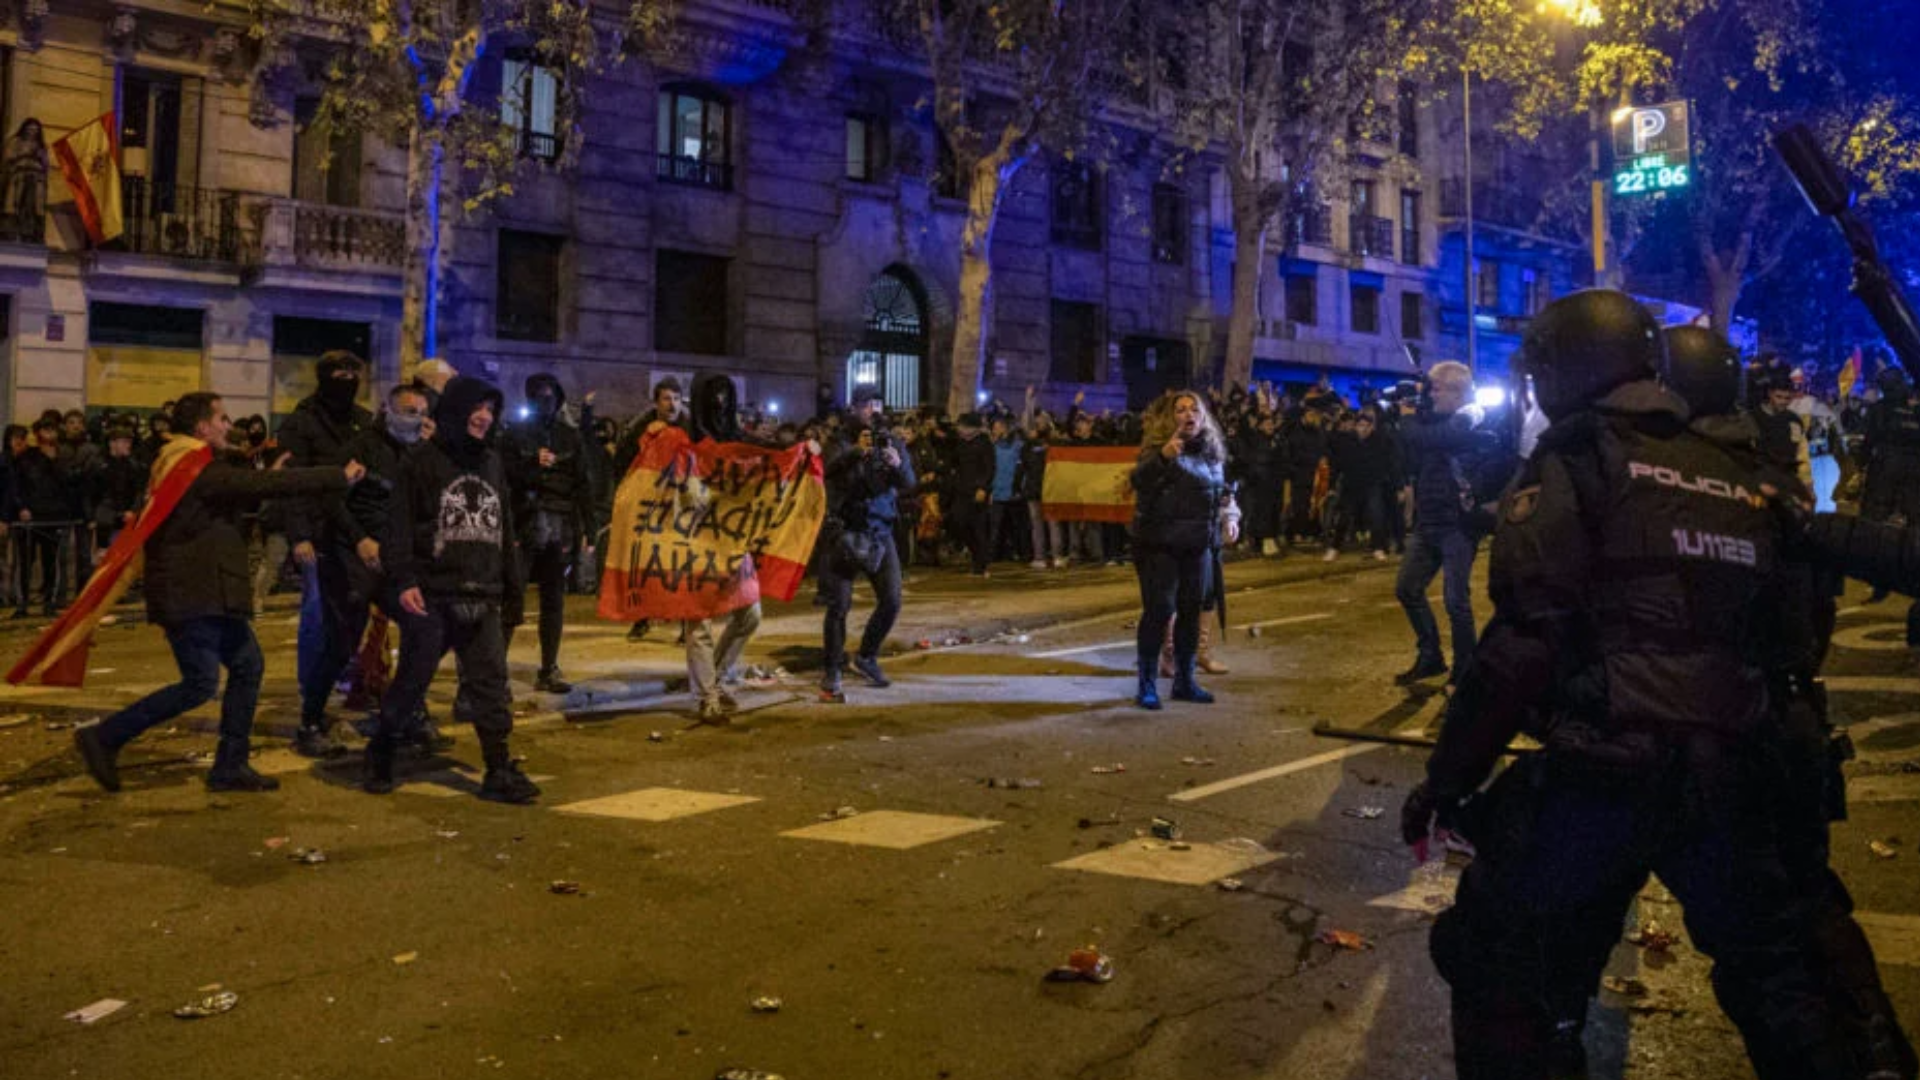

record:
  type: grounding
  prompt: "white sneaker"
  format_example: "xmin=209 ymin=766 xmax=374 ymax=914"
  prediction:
xmin=1050 ymin=556 xmax=1065 ymax=569
xmin=1028 ymin=559 xmax=1048 ymax=570
xmin=1372 ymin=550 xmax=1388 ymax=561
xmin=1260 ymin=539 xmax=1279 ymax=557
xmin=1322 ymin=549 xmax=1338 ymax=562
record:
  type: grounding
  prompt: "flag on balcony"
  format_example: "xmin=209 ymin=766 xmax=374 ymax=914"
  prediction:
xmin=1041 ymin=445 xmax=1138 ymax=523
xmin=8 ymin=436 xmax=213 ymax=688
xmin=598 ymin=427 xmax=827 ymax=622
xmin=51 ymin=112 xmax=124 ymax=245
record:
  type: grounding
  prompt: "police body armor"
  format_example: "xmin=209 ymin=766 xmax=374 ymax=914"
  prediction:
xmin=1568 ymin=415 xmax=1779 ymax=736
xmin=1863 ymin=397 xmax=1920 ymax=522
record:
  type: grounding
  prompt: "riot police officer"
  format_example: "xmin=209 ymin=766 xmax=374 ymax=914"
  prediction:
xmin=1401 ymin=290 xmax=1872 ymax=1080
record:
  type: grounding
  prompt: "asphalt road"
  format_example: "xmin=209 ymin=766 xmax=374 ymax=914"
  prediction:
xmin=0 ymin=557 xmax=1915 ymax=1079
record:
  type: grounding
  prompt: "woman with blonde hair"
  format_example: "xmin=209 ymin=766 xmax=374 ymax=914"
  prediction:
xmin=1130 ymin=391 xmax=1239 ymax=709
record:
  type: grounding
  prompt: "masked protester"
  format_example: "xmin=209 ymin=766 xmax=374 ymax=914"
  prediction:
xmin=299 ymin=383 xmax=451 ymax=753
xmin=276 ymin=350 xmax=374 ymax=757
xmin=503 ymin=374 xmax=595 ymax=693
xmin=619 ymin=379 xmax=689 ymax=643
xmin=362 ymin=377 xmax=535 ymax=804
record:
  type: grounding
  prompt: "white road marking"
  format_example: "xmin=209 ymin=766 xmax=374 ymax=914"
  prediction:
xmin=1032 ymin=612 xmax=1333 ymax=659
xmin=1366 ymin=861 xmax=1462 ymax=912
xmin=1167 ymin=744 xmax=1385 ymax=803
xmin=1854 ymin=911 xmax=1920 ymax=967
xmin=1051 ymin=839 xmax=1280 ymax=886
xmin=1825 ymin=676 xmax=1920 ymax=695
xmin=1828 ymin=622 xmax=1910 ymax=653
xmin=780 ymin=810 xmax=998 ymax=849
xmin=550 ymin=787 xmax=759 ymax=820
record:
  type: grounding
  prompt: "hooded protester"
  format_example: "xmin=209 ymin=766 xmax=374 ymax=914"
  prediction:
xmin=363 ymin=376 xmax=536 ymax=803
xmin=277 ymin=350 xmax=376 ymax=756
xmin=679 ymin=373 xmax=775 ymax=723
xmin=504 ymin=373 xmax=595 ymax=693
xmin=300 ymin=382 xmax=450 ymax=753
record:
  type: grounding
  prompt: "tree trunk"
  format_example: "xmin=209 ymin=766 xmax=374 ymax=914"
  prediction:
xmin=400 ymin=128 xmax=446 ymax=379
xmin=1706 ymin=260 xmax=1742 ymax=335
xmin=946 ymin=149 xmax=1019 ymax=417
xmin=1224 ymin=174 xmax=1271 ymax=392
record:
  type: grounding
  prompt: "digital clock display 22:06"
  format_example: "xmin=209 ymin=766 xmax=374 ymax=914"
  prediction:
xmin=1614 ymin=156 xmax=1690 ymax=196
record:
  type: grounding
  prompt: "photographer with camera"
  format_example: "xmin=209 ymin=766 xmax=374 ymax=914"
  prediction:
xmin=818 ymin=385 xmax=915 ymax=703
xmin=1393 ymin=362 xmax=1509 ymax=688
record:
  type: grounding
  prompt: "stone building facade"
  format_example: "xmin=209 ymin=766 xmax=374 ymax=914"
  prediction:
xmin=2 ymin=0 xmax=1449 ymax=428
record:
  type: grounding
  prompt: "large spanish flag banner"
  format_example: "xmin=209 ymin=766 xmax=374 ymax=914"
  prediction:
xmin=1041 ymin=445 xmax=1137 ymax=523
xmin=51 ymin=112 xmax=124 ymax=245
xmin=598 ymin=428 xmax=827 ymax=622
xmin=8 ymin=436 xmax=213 ymax=688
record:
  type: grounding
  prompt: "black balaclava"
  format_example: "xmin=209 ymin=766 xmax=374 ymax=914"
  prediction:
xmin=689 ymin=372 xmax=741 ymax=442
xmin=434 ymin=376 xmax=505 ymax=467
xmin=524 ymin=373 xmax=566 ymax=427
xmin=316 ymin=352 xmax=363 ymax=419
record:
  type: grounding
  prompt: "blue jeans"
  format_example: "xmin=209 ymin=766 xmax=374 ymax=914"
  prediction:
xmin=820 ymin=528 xmax=902 ymax=672
xmin=98 ymin=616 xmax=265 ymax=753
xmin=1395 ymin=527 xmax=1478 ymax=674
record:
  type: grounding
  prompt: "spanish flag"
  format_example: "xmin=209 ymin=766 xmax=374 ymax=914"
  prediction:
xmin=598 ymin=428 xmax=826 ymax=622
xmin=51 ymin=112 xmax=124 ymax=245
xmin=1839 ymin=346 xmax=1863 ymax=401
xmin=1041 ymin=445 xmax=1138 ymax=523
xmin=7 ymin=436 xmax=213 ymax=687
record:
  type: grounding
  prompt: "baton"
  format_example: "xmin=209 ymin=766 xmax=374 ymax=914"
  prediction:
xmin=1311 ymin=721 xmax=1539 ymax=755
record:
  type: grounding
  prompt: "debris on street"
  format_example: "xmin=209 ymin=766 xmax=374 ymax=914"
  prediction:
xmin=716 ymin=1069 xmax=787 ymax=1080
xmin=64 ymin=999 xmax=128 ymax=1025
xmin=1217 ymin=878 xmax=1245 ymax=892
xmin=173 ymin=991 xmax=239 ymax=1019
xmin=1180 ymin=756 xmax=1216 ymax=767
xmin=1150 ymin=817 xmax=1181 ymax=840
xmin=263 ymin=836 xmax=290 ymax=850
xmin=433 ymin=830 xmax=460 ymax=840
xmin=289 ymin=847 xmax=327 ymax=865
xmin=1044 ymin=946 xmax=1115 ymax=984
xmin=1090 ymin=763 xmax=1126 ymax=775
xmin=392 ymin=952 xmax=419 ymax=965
xmin=1601 ymin=976 xmax=1649 ymax=998
xmin=548 ymin=881 xmax=583 ymax=896
xmin=1168 ymin=841 xmax=1192 ymax=851
xmin=817 ymin=806 xmax=859 ymax=821
xmin=1315 ymin=929 xmax=1373 ymax=951
xmin=983 ymin=777 xmax=1043 ymax=789
xmin=1869 ymin=839 xmax=1899 ymax=859
xmin=1342 ymin=806 xmax=1386 ymax=820
xmin=647 ymin=731 xmax=667 ymax=743
xmin=750 ymin=996 xmax=783 ymax=1013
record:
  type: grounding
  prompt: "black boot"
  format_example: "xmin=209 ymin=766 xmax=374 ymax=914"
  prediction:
xmin=1136 ymin=671 xmax=1162 ymax=711
xmin=73 ymin=725 xmax=122 ymax=792
xmin=534 ymin=667 xmax=573 ymax=694
xmin=363 ymin=737 xmax=397 ymax=795
xmin=206 ymin=737 xmax=279 ymax=792
xmin=1395 ymin=653 xmax=1448 ymax=685
xmin=292 ymin=719 xmax=346 ymax=758
xmin=477 ymin=734 xmax=540 ymax=805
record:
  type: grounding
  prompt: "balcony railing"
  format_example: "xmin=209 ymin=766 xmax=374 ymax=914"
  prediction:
xmin=0 ymin=208 xmax=45 ymax=245
xmin=248 ymin=198 xmax=405 ymax=275
xmin=120 ymin=177 xmax=241 ymax=262
xmin=1350 ymin=214 xmax=1396 ymax=259
xmin=1287 ymin=206 xmax=1334 ymax=248
xmin=657 ymin=154 xmax=732 ymax=191
xmin=1401 ymin=226 xmax=1422 ymax=265
xmin=521 ymin=130 xmax=558 ymax=161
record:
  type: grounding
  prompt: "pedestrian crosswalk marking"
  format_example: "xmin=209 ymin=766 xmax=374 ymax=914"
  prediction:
xmin=780 ymin=810 xmax=999 ymax=849
xmin=1365 ymin=861 xmax=1461 ymax=913
xmin=1051 ymin=840 xmax=1280 ymax=886
xmin=552 ymin=787 xmax=760 ymax=820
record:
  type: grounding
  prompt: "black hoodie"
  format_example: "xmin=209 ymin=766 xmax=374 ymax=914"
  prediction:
xmin=503 ymin=372 xmax=594 ymax=539
xmin=387 ymin=377 xmax=522 ymax=602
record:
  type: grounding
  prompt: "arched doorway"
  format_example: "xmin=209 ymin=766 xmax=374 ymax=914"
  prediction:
xmin=846 ymin=268 xmax=928 ymax=409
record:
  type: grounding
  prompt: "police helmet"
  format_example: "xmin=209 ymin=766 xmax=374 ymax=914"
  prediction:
xmin=1877 ymin=367 xmax=1911 ymax=403
xmin=1519 ymin=290 xmax=1664 ymax=420
xmin=1661 ymin=325 xmax=1742 ymax=418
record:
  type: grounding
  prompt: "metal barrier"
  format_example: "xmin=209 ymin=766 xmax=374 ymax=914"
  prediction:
xmin=8 ymin=520 xmax=85 ymax=614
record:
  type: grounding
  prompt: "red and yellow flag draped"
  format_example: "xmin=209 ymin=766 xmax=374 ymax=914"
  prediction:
xmin=1040 ymin=445 xmax=1137 ymax=523
xmin=598 ymin=428 xmax=826 ymax=622
xmin=51 ymin=112 xmax=124 ymax=245
xmin=7 ymin=436 xmax=212 ymax=688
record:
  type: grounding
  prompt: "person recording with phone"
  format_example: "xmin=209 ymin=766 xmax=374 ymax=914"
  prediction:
xmin=818 ymin=385 xmax=915 ymax=703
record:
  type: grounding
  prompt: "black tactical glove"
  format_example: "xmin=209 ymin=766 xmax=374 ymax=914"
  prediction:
xmin=1401 ymin=780 xmax=1462 ymax=861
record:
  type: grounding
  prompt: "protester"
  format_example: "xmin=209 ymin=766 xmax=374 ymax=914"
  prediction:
xmin=362 ymin=377 xmax=536 ymax=804
xmin=819 ymin=385 xmax=914 ymax=702
xmin=505 ymin=373 xmax=595 ymax=694
xmin=947 ymin=413 xmax=995 ymax=577
xmin=681 ymin=373 xmax=772 ymax=723
xmin=70 ymin=392 xmax=364 ymax=793
xmin=91 ymin=426 xmax=145 ymax=556
xmin=13 ymin=417 xmax=67 ymax=617
xmin=622 ymin=378 xmax=688 ymax=643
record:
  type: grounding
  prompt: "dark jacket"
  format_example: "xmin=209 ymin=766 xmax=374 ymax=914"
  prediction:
xmin=144 ymin=455 xmax=347 ymax=626
xmin=1285 ymin=425 xmax=1329 ymax=477
xmin=503 ymin=373 xmax=594 ymax=545
xmin=947 ymin=432 xmax=996 ymax=503
xmin=274 ymin=394 xmax=373 ymax=545
xmin=336 ymin=424 xmax=415 ymax=551
xmin=1331 ymin=431 xmax=1399 ymax=495
xmin=13 ymin=448 xmax=70 ymax=521
xmin=388 ymin=378 xmax=522 ymax=602
xmin=1013 ymin=437 xmax=1051 ymax=502
xmin=826 ymin=420 xmax=916 ymax=530
xmin=93 ymin=455 xmax=148 ymax=529
xmin=1132 ymin=438 xmax=1226 ymax=551
xmin=1400 ymin=410 xmax=1496 ymax=533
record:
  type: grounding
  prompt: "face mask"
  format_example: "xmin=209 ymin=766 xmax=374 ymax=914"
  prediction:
xmin=386 ymin=411 xmax=426 ymax=445
xmin=320 ymin=376 xmax=361 ymax=411
xmin=531 ymin=395 xmax=558 ymax=420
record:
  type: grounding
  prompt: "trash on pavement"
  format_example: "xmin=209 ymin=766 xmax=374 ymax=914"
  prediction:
xmin=1601 ymin=976 xmax=1649 ymax=997
xmin=263 ymin=836 xmax=290 ymax=850
xmin=1315 ymin=929 xmax=1373 ymax=951
xmin=984 ymin=777 xmax=1043 ymax=789
xmin=914 ymin=639 xmax=933 ymax=650
xmin=548 ymin=881 xmax=583 ymax=896
xmin=750 ymin=996 xmax=783 ymax=1013
xmin=289 ymin=848 xmax=326 ymax=865
xmin=1090 ymin=764 xmax=1126 ymax=775
xmin=1150 ymin=817 xmax=1181 ymax=841
xmin=1869 ymin=839 xmax=1899 ymax=859
xmin=1217 ymin=878 xmax=1245 ymax=892
xmin=1180 ymin=756 xmax=1216 ymax=766
xmin=818 ymin=806 xmax=859 ymax=821
xmin=1626 ymin=920 xmax=1679 ymax=952
xmin=647 ymin=731 xmax=667 ymax=743
xmin=1218 ymin=837 xmax=1275 ymax=856
xmin=434 ymin=830 xmax=460 ymax=840
xmin=392 ymin=952 xmax=419 ymax=965
xmin=44 ymin=720 xmax=76 ymax=731
xmin=1044 ymin=946 xmax=1115 ymax=984
xmin=1343 ymin=806 xmax=1386 ymax=820
xmin=715 ymin=1069 xmax=787 ymax=1080
xmin=64 ymin=999 xmax=128 ymax=1025
xmin=1168 ymin=841 xmax=1192 ymax=851
xmin=173 ymin=991 xmax=239 ymax=1019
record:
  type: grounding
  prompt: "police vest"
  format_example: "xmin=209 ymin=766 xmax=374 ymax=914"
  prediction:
xmin=1580 ymin=417 xmax=1777 ymax=731
xmin=1874 ymin=400 xmax=1920 ymax=452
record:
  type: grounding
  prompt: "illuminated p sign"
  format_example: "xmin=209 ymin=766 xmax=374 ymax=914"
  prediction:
xmin=1631 ymin=109 xmax=1667 ymax=155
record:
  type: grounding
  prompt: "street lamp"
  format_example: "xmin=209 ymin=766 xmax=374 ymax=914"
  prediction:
xmin=1538 ymin=0 xmax=1603 ymax=28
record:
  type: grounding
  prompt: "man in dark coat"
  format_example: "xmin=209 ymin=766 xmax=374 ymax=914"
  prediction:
xmin=1232 ymin=412 xmax=1287 ymax=556
xmin=945 ymin=413 xmax=997 ymax=576
xmin=72 ymin=393 xmax=362 ymax=793
xmin=503 ymin=373 xmax=595 ymax=693
xmin=12 ymin=417 xmax=68 ymax=616
xmin=276 ymin=350 xmax=374 ymax=755
xmin=1282 ymin=408 xmax=1329 ymax=546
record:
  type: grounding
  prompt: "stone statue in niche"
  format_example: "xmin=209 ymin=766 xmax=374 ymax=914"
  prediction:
xmin=1 ymin=118 xmax=47 ymax=242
